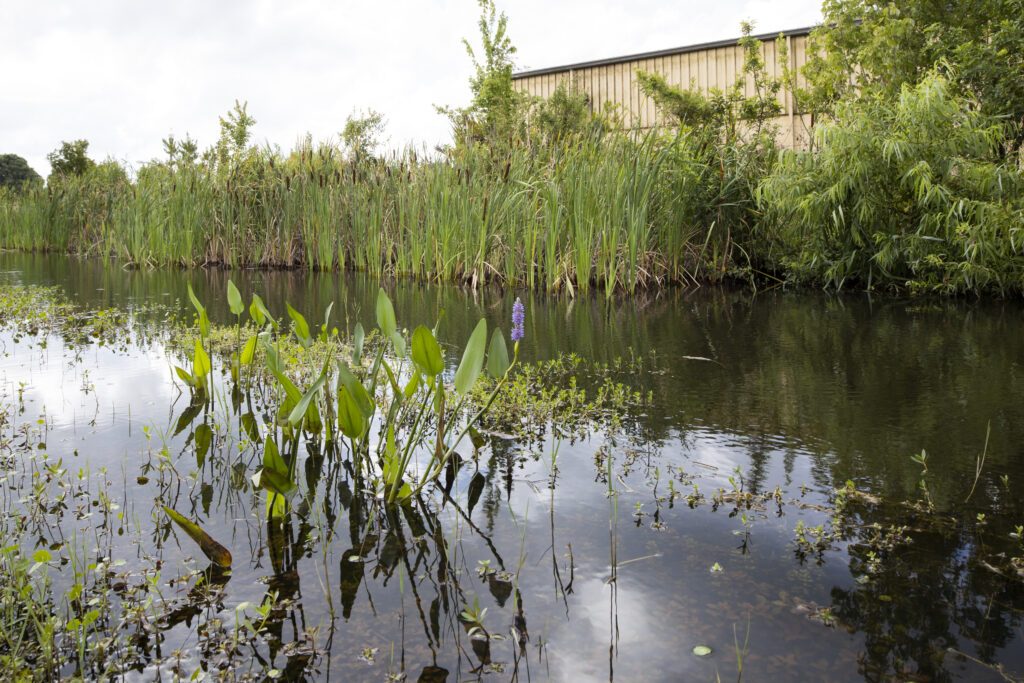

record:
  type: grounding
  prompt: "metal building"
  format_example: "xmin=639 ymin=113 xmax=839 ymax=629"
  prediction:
xmin=512 ymin=27 xmax=815 ymax=149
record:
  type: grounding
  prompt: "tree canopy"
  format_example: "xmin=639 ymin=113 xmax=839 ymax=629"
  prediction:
xmin=802 ymin=0 xmax=1024 ymax=148
xmin=0 ymin=154 xmax=42 ymax=191
xmin=46 ymin=140 xmax=96 ymax=181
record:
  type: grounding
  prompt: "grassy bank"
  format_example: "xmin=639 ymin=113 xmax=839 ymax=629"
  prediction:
xmin=4 ymin=92 xmax=1023 ymax=297
xmin=0 ymin=125 xmax=770 ymax=296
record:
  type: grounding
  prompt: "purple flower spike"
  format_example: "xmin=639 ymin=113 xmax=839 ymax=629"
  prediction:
xmin=510 ymin=298 xmax=525 ymax=342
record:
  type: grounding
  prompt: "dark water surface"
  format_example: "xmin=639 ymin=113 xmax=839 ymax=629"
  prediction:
xmin=2 ymin=252 xmax=1023 ymax=681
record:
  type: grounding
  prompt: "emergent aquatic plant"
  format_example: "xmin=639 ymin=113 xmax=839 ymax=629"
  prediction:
xmin=179 ymin=283 xmax=523 ymax=514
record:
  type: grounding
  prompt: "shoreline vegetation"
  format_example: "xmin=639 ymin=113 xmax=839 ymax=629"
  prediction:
xmin=2 ymin=2 xmax=1023 ymax=297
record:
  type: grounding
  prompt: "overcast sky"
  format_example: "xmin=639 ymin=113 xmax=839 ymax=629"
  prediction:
xmin=2 ymin=0 xmax=822 ymax=178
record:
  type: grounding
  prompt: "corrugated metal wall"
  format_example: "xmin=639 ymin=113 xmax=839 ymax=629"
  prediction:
xmin=513 ymin=32 xmax=814 ymax=149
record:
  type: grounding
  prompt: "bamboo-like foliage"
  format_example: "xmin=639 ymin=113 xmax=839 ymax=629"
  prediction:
xmin=759 ymin=74 xmax=1024 ymax=294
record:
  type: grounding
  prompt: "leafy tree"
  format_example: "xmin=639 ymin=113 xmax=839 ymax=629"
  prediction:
xmin=439 ymin=0 xmax=526 ymax=146
xmin=91 ymin=159 xmax=129 ymax=188
xmin=47 ymin=140 xmax=96 ymax=180
xmin=0 ymin=154 xmax=42 ymax=191
xmin=220 ymin=100 xmax=256 ymax=151
xmin=162 ymin=133 xmax=199 ymax=168
xmin=802 ymin=0 xmax=1024 ymax=149
xmin=204 ymin=100 xmax=258 ymax=173
xmin=637 ymin=23 xmax=782 ymax=141
xmin=342 ymin=109 xmax=387 ymax=161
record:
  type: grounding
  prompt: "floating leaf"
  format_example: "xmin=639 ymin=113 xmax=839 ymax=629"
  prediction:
xmin=162 ymin=506 xmax=232 ymax=568
xmin=486 ymin=328 xmax=509 ymax=378
xmin=226 ymin=280 xmax=244 ymax=316
xmin=692 ymin=645 xmax=712 ymax=656
xmin=411 ymin=325 xmax=444 ymax=377
xmin=453 ymin=319 xmax=487 ymax=395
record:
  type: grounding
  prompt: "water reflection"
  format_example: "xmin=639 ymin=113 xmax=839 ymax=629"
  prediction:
xmin=1 ymin=252 xmax=1023 ymax=680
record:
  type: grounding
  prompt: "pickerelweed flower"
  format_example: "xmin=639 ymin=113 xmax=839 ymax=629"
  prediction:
xmin=510 ymin=298 xmax=525 ymax=342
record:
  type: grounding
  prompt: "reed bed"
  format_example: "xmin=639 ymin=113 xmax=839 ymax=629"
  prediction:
xmin=1 ymin=128 xmax=761 ymax=294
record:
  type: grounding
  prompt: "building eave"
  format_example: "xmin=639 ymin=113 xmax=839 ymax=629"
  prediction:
xmin=512 ymin=25 xmax=816 ymax=80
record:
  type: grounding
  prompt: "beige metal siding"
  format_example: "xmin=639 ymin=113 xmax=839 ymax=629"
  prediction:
xmin=514 ymin=32 xmax=813 ymax=149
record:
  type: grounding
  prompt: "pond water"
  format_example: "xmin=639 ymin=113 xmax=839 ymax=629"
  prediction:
xmin=1 ymin=252 xmax=1023 ymax=681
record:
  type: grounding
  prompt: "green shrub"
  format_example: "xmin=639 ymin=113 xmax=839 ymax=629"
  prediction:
xmin=759 ymin=74 xmax=1024 ymax=294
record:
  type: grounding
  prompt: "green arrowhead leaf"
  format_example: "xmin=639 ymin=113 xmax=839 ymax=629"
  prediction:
xmin=175 ymin=366 xmax=196 ymax=387
xmin=226 ymin=280 xmax=244 ymax=316
xmin=336 ymin=361 xmax=375 ymax=419
xmin=486 ymin=328 xmax=510 ymax=378
xmin=403 ymin=369 xmax=422 ymax=399
xmin=376 ymin=288 xmax=397 ymax=337
xmin=469 ymin=426 xmax=486 ymax=450
xmin=352 ymin=322 xmax=365 ymax=365
xmin=240 ymin=336 xmax=258 ymax=365
xmin=261 ymin=341 xmax=300 ymax=402
xmin=250 ymin=294 xmax=274 ymax=328
xmin=453 ymin=319 xmax=487 ymax=395
xmin=411 ymin=325 xmax=444 ymax=377
xmin=262 ymin=435 xmax=287 ymax=475
xmin=320 ymin=301 xmax=334 ymax=342
xmin=337 ymin=386 xmax=368 ymax=439
xmin=252 ymin=468 xmax=296 ymax=500
xmin=288 ymin=363 xmax=329 ymax=427
xmin=286 ymin=303 xmax=311 ymax=348
xmin=193 ymin=340 xmax=211 ymax=379
xmin=390 ymin=330 xmax=406 ymax=357
xmin=187 ymin=284 xmax=210 ymax=338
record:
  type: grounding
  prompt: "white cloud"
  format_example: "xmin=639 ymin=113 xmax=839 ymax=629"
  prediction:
xmin=1 ymin=0 xmax=821 ymax=177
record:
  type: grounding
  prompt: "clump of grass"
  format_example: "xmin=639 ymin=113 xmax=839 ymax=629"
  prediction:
xmin=0 ymin=126 xmax=763 ymax=296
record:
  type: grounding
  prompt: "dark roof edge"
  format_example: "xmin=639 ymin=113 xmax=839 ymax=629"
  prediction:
xmin=512 ymin=25 xmax=816 ymax=80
